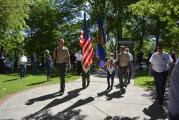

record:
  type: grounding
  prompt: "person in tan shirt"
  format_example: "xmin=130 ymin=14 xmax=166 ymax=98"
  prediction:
xmin=53 ymin=39 xmax=70 ymax=95
xmin=116 ymin=46 xmax=130 ymax=90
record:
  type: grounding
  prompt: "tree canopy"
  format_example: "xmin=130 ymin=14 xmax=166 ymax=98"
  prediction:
xmin=0 ymin=0 xmax=178 ymax=57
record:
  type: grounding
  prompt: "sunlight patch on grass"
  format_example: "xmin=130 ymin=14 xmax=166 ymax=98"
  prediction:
xmin=134 ymin=70 xmax=155 ymax=89
xmin=0 ymin=72 xmax=80 ymax=100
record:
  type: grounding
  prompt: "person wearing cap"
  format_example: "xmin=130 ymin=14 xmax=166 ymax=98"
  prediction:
xmin=53 ymin=39 xmax=71 ymax=95
xmin=103 ymin=53 xmax=116 ymax=91
xmin=149 ymin=43 xmax=173 ymax=105
xmin=116 ymin=46 xmax=130 ymax=90
xmin=45 ymin=50 xmax=53 ymax=81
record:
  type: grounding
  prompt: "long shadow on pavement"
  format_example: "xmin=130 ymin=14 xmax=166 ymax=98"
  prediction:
xmin=97 ymin=89 xmax=125 ymax=101
xmin=25 ymin=91 xmax=60 ymax=105
xmin=22 ymin=109 xmax=86 ymax=120
xmin=143 ymin=102 xmax=167 ymax=120
xmin=23 ymin=97 xmax=94 ymax=120
xmin=104 ymin=115 xmax=140 ymax=120
xmin=106 ymin=90 xmax=125 ymax=101
xmin=23 ymin=88 xmax=86 ymax=119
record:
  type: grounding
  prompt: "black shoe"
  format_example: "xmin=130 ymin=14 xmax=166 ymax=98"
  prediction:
xmin=25 ymin=100 xmax=34 ymax=105
xmin=87 ymin=81 xmax=90 ymax=87
xmin=106 ymin=86 xmax=110 ymax=90
xmin=120 ymin=87 xmax=124 ymax=91
xmin=58 ymin=91 xmax=64 ymax=96
xmin=159 ymin=101 xmax=163 ymax=105
xmin=58 ymin=90 xmax=64 ymax=94
xmin=109 ymin=87 xmax=113 ymax=91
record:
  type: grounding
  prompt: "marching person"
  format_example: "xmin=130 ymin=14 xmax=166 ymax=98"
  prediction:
xmin=149 ymin=43 xmax=173 ymax=105
xmin=125 ymin=48 xmax=133 ymax=84
xmin=82 ymin=65 xmax=90 ymax=89
xmin=53 ymin=39 xmax=71 ymax=95
xmin=116 ymin=46 xmax=130 ymax=90
xmin=103 ymin=53 xmax=116 ymax=91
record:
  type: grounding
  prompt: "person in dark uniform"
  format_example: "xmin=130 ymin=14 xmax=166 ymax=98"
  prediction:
xmin=53 ymin=39 xmax=70 ymax=95
xmin=45 ymin=50 xmax=53 ymax=81
xmin=82 ymin=65 xmax=90 ymax=89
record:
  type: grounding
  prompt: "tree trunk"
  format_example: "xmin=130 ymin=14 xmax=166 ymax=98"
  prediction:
xmin=155 ymin=18 xmax=160 ymax=48
xmin=138 ymin=16 xmax=145 ymax=50
xmin=0 ymin=46 xmax=3 ymax=53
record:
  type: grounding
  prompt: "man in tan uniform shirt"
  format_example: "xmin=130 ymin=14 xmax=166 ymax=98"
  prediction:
xmin=53 ymin=39 xmax=70 ymax=95
xmin=116 ymin=46 xmax=130 ymax=90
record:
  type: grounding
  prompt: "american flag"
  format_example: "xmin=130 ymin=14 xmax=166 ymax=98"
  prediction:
xmin=80 ymin=13 xmax=94 ymax=71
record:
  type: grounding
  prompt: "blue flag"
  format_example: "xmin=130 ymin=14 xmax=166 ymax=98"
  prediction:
xmin=96 ymin=16 xmax=106 ymax=68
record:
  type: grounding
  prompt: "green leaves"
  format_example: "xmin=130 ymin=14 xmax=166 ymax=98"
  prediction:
xmin=0 ymin=0 xmax=30 ymax=54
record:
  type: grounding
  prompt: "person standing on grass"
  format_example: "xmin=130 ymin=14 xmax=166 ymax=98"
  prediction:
xmin=168 ymin=60 xmax=179 ymax=120
xmin=149 ymin=43 xmax=173 ymax=105
xmin=53 ymin=39 xmax=71 ymax=95
xmin=19 ymin=51 xmax=27 ymax=79
xmin=45 ymin=50 xmax=53 ymax=81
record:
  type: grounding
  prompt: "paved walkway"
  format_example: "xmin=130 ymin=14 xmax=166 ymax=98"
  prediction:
xmin=0 ymin=70 xmax=168 ymax=120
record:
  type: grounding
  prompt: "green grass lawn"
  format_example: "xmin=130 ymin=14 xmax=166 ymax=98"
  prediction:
xmin=134 ymin=70 xmax=155 ymax=89
xmin=0 ymin=71 xmax=80 ymax=100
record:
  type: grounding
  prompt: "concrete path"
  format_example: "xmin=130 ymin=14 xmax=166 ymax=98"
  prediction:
xmin=0 ymin=70 xmax=168 ymax=120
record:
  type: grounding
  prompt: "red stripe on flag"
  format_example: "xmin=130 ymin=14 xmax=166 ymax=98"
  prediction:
xmin=82 ymin=36 xmax=94 ymax=69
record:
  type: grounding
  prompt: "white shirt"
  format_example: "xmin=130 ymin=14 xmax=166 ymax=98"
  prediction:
xmin=19 ymin=55 xmax=27 ymax=65
xmin=75 ymin=52 xmax=83 ymax=61
xmin=128 ymin=52 xmax=133 ymax=61
xmin=149 ymin=52 xmax=173 ymax=72
xmin=106 ymin=59 xmax=116 ymax=74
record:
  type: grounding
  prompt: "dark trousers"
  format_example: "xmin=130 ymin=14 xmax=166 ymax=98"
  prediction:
xmin=153 ymin=71 xmax=168 ymax=104
xmin=32 ymin=62 xmax=39 ymax=74
xmin=46 ymin=67 xmax=52 ymax=76
xmin=128 ymin=65 xmax=132 ymax=83
xmin=57 ymin=63 xmax=66 ymax=92
xmin=118 ymin=66 xmax=128 ymax=89
xmin=20 ymin=64 xmax=26 ymax=78
xmin=76 ymin=61 xmax=82 ymax=74
xmin=169 ymin=112 xmax=179 ymax=120
xmin=82 ymin=70 xmax=90 ymax=88
xmin=107 ymin=71 xmax=115 ymax=89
